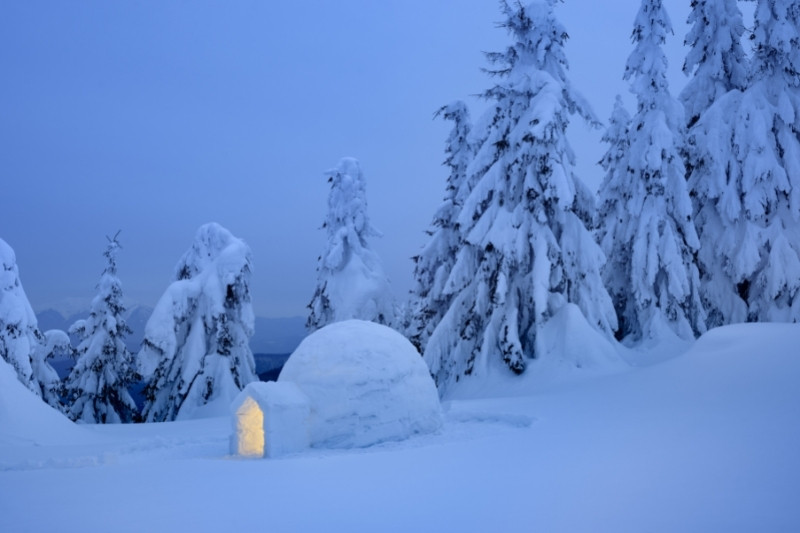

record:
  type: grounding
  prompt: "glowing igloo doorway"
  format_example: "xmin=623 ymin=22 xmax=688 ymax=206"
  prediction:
xmin=230 ymin=381 xmax=310 ymax=458
xmin=233 ymin=396 xmax=265 ymax=457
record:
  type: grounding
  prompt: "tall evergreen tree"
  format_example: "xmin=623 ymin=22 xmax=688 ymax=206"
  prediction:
xmin=307 ymin=158 xmax=395 ymax=331
xmin=681 ymin=0 xmax=750 ymax=328
xmin=140 ymin=223 xmax=258 ymax=422
xmin=64 ymin=233 xmax=139 ymax=423
xmin=408 ymin=101 xmax=474 ymax=352
xmin=596 ymin=96 xmax=634 ymax=339
xmin=424 ymin=1 xmax=617 ymax=391
xmin=688 ymin=0 xmax=800 ymax=323
xmin=680 ymin=0 xmax=749 ymax=127
xmin=602 ymin=0 xmax=706 ymax=342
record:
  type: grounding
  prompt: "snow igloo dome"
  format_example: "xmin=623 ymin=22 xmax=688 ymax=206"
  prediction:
xmin=278 ymin=319 xmax=443 ymax=449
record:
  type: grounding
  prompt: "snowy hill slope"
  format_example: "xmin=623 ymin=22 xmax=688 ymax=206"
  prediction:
xmin=1 ymin=323 xmax=798 ymax=532
xmin=0 ymin=358 xmax=90 ymax=447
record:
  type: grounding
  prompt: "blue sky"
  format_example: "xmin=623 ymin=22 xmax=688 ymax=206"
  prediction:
xmin=1 ymin=0 xmax=739 ymax=318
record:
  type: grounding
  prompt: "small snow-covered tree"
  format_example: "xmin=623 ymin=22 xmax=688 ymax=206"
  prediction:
xmin=32 ymin=329 xmax=71 ymax=411
xmin=307 ymin=158 xmax=395 ymax=331
xmin=0 ymin=238 xmax=51 ymax=395
xmin=680 ymin=0 xmax=749 ymax=127
xmin=689 ymin=0 xmax=800 ymax=323
xmin=64 ymin=233 xmax=139 ymax=423
xmin=140 ymin=223 xmax=257 ymax=422
xmin=596 ymin=96 xmax=634 ymax=339
xmin=424 ymin=1 xmax=617 ymax=391
xmin=408 ymin=101 xmax=474 ymax=352
xmin=607 ymin=0 xmax=706 ymax=342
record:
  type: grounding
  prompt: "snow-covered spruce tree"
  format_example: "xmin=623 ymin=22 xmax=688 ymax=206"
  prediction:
xmin=681 ymin=0 xmax=749 ymax=328
xmin=408 ymin=101 xmax=474 ymax=352
xmin=680 ymin=0 xmax=748 ymax=127
xmin=0 ymin=238 xmax=57 ymax=400
xmin=307 ymin=158 xmax=395 ymax=331
xmin=596 ymin=96 xmax=634 ymax=340
xmin=64 ymin=233 xmax=139 ymax=423
xmin=605 ymin=0 xmax=706 ymax=342
xmin=139 ymin=223 xmax=257 ymax=422
xmin=424 ymin=1 xmax=617 ymax=391
xmin=688 ymin=0 xmax=800 ymax=323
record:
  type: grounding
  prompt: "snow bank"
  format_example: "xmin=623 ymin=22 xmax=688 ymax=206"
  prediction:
xmin=536 ymin=303 xmax=626 ymax=370
xmin=0 ymin=358 xmax=87 ymax=446
xmin=279 ymin=320 xmax=442 ymax=448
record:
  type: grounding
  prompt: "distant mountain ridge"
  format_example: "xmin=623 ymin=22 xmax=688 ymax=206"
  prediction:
xmin=35 ymin=308 xmax=307 ymax=355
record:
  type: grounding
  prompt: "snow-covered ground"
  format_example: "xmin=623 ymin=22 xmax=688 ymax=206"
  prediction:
xmin=2 ymin=323 xmax=799 ymax=532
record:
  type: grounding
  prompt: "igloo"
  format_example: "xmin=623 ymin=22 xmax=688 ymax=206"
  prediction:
xmin=230 ymin=320 xmax=442 ymax=456
xmin=278 ymin=319 xmax=443 ymax=449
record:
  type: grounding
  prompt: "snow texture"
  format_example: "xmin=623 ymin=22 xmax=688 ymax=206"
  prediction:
xmin=140 ymin=223 xmax=258 ymax=422
xmin=64 ymin=235 xmax=139 ymax=423
xmin=278 ymin=320 xmax=442 ymax=449
xmin=230 ymin=381 xmax=310 ymax=458
xmin=307 ymin=158 xmax=395 ymax=331
xmin=422 ymin=1 xmax=618 ymax=392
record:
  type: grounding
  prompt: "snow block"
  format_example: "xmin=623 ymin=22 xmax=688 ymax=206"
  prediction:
xmin=279 ymin=319 xmax=443 ymax=449
xmin=230 ymin=381 xmax=310 ymax=458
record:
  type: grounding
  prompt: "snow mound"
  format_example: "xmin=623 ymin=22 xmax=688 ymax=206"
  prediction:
xmin=448 ymin=303 xmax=627 ymax=400
xmin=536 ymin=303 xmax=626 ymax=370
xmin=279 ymin=320 xmax=442 ymax=448
xmin=0 ymin=357 xmax=87 ymax=446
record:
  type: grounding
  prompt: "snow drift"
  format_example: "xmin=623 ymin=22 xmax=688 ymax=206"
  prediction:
xmin=0 ymin=357 xmax=86 ymax=446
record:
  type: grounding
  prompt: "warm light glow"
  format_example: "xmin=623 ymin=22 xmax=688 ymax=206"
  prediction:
xmin=236 ymin=397 xmax=264 ymax=457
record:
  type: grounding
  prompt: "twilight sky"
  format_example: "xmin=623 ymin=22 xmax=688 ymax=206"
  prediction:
xmin=0 ymin=1 xmax=750 ymax=318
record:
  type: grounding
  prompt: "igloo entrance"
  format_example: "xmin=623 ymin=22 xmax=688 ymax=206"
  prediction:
xmin=230 ymin=381 xmax=311 ymax=458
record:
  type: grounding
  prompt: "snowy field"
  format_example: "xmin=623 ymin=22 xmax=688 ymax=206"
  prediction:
xmin=2 ymin=323 xmax=799 ymax=532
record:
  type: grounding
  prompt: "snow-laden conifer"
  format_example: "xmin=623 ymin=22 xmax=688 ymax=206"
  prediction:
xmin=689 ymin=0 xmax=800 ymax=323
xmin=0 ymin=238 xmax=54 ymax=397
xmin=140 ymin=223 xmax=257 ymax=422
xmin=680 ymin=0 xmax=748 ymax=127
xmin=605 ymin=0 xmax=706 ymax=342
xmin=596 ymin=96 xmax=635 ymax=339
xmin=408 ymin=101 xmax=474 ymax=352
xmin=424 ymin=1 xmax=617 ymax=391
xmin=64 ymin=233 xmax=139 ymax=423
xmin=307 ymin=158 xmax=395 ymax=331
